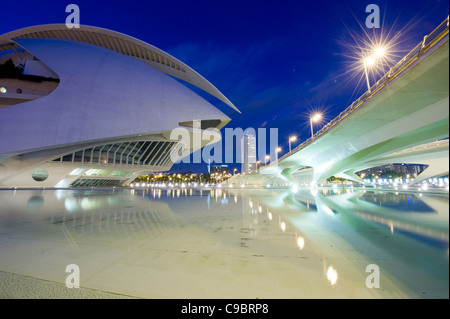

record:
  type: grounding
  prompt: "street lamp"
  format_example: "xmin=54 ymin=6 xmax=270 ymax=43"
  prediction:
xmin=265 ymin=155 xmax=270 ymax=166
xmin=310 ymin=113 xmax=322 ymax=138
xmin=275 ymin=147 xmax=282 ymax=162
xmin=289 ymin=136 xmax=297 ymax=153
xmin=363 ymin=46 xmax=385 ymax=93
xmin=233 ymin=168 xmax=237 ymax=175
xmin=363 ymin=56 xmax=375 ymax=93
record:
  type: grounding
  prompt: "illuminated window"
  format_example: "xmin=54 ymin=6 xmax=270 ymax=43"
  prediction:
xmin=50 ymin=141 xmax=177 ymax=166
xmin=84 ymin=169 xmax=112 ymax=176
xmin=70 ymin=179 xmax=122 ymax=188
xmin=69 ymin=168 xmax=85 ymax=176
xmin=111 ymin=171 xmax=130 ymax=177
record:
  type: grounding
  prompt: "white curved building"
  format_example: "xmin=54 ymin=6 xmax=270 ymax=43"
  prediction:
xmin=0 ymin=25 xmax=239 ymax=188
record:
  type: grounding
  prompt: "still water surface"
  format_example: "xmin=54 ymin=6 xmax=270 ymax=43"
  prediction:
xmin=0 ymin=187 xmax=448 ymax=298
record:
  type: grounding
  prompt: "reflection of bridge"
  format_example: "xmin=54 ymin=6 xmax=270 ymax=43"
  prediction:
xmin=231 ymin=18 xmax=449 ymax=186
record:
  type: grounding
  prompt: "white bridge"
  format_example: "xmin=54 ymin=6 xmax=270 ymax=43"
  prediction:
xmin=230 ymin=18 xmax=449 ymax=186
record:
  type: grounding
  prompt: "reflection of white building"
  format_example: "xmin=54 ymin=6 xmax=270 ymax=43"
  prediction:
xmin=241 ymin=133 xmax=257 ymax=174
xmin=0 ymin=25 xmax=239 ymax=188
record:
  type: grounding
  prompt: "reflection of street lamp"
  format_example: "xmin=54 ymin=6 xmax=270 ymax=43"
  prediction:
xmin=327 ymin=265 xmax=338 ymax=286
xmin=310 ymin=113 xmax=322 ymax=138
xmin=289 ymin=136 xmax=297 ymax=153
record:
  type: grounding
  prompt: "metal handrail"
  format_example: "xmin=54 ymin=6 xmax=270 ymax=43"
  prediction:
xmin=260 ymin=16 xmax=449 ymax=171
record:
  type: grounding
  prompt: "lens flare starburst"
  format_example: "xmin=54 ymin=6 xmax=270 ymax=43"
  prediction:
xmin=334 ymin=9 xmax=426 ymax=102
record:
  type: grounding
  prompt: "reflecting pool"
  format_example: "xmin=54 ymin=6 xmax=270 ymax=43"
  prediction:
xmin=0 ymin=187 xmax=448 ymax=298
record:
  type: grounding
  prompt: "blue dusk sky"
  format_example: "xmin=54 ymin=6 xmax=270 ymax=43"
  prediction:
xmin=1 ymin=0 xmax=448 ymax=173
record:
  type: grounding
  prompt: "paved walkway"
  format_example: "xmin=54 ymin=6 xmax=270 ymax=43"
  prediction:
xmin=0 ymin=271 xmax=134 ymax=299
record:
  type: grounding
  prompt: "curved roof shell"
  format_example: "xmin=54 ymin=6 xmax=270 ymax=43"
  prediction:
xmin=0 ymin=32 xmax=231 ymax=155
xmin=0 ymin=24 xmax=239 ymax=113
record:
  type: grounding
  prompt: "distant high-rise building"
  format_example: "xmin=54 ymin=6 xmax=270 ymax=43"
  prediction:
xmin=241 ymin=133 xmax=257 ymax=174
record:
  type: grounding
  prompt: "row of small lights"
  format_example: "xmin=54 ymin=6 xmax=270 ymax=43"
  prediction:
xmin=130 ymin=178 xmax=449 ymax=191
xmin=129 ymin=182 xmax=295 ymax=189
xmin=295 ymin=180 xmax=449 ymax=192
xmin=363 ymin=177 xmax=449 ymax=184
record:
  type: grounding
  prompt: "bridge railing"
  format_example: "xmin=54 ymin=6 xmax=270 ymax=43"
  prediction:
xmin=260 ymin=16 xmax=449 ymax=172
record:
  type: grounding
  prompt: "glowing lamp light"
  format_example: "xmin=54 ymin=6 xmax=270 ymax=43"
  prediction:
xmin=311 ymin=113 xmax=322 ymax=122
xmin=364 ymin=56 xmax=375 ymax=67
xmin=310 ymin=113 xmax=323 ymax=137
xmin=288 ymin=135 xmax=298 ymax=152
xmin=374 ymin=47 xmax=386 ymax=58
xmin=291 ymin=184 xmax=298 ymax=193
xmin=297 ymin=236 xmax=305 ymax=250
xmin=327 ymin=266 xmax=338 ymax=286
